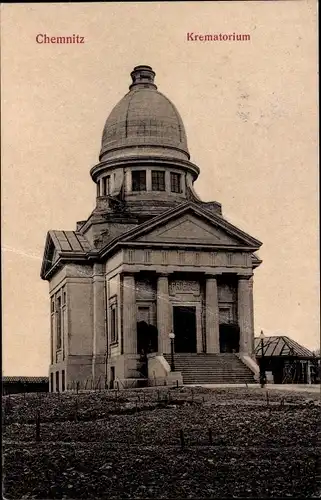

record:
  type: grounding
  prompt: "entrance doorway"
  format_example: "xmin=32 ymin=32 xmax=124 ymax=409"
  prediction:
xmin=219 ymin=324 xmax=240 ymax=353
xmin=173 ymin=306 xmax=197 ymax=353
xmin=110 ymin=366 xmax=115 ymax=389
xmin=137 ymin=321 xmax=158 ymax=354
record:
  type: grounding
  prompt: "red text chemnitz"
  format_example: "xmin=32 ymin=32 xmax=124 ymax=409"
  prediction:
xmin=36 ymin=34 xmax=85 ymax=44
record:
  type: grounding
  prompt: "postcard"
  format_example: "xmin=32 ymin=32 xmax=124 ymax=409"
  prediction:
xmin=2 ymin=2 xmax=319 ymax=499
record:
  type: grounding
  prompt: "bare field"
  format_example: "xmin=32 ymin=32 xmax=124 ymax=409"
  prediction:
xmin=3 ymin=386 xmax=320 ymax=499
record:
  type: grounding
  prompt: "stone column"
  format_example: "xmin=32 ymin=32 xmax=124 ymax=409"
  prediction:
xmin=248 ymin=276 xmax=254 ymax=355
xmin=122 ymin=274 xmax=137 ymax=354
xmin=205 ymin=275 xmax=220 ymax=353
xmin=157 ymin=274 xmax=171 ymax=354
xmin=92 ymin=263 xmax=106 ymax=383
xmin=238 ymin=277 xmax=252 ymax=354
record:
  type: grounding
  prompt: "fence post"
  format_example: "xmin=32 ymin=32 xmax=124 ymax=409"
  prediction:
xmin=35 ymin=410 xmax=41 ymax=442
xmin=180 ymin=429 xmax=185 ymax=449
xmin=75 ymin=398 xmax=78 ymax=422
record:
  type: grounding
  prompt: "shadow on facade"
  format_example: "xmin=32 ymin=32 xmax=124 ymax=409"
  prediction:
xmin=219 ymin=324 xmax=240 ymax=353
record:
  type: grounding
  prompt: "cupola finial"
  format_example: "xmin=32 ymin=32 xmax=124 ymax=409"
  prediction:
xmin=129 ymin=65 xmax=157 ymax=90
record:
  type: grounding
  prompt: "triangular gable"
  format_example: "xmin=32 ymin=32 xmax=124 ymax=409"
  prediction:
xmin=40 ymin=230 xmax=91 ymax=280
xmin=118 ymin=202 xmax=262 ymax=249
xmin=52 ymin=248 xmax=59 ymax=264
xmin=40 ymin=232 xmax=57 ymax=279
xmin=137 ymin=214 xmax=245 ymax=245
xmin=254 ymin=336 xmax=314 ymax=358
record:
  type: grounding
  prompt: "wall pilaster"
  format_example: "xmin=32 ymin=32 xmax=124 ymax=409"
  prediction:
xmin=122 ymin=274 xmax=137 ymax=354
xmin=92 ymin=263 xmax=107 ymax=382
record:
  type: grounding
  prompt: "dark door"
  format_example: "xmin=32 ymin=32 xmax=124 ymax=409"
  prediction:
xmin=137 ymin=321 xmax=150 ymax=354
xmin=137 ymin=321 xmax=158 ymax=354
xmin=219 ymin=324 xmax=240 ymax=353
xmin=110 ymin=366 xmax=115 ymax=389
xmin=173 ymin=306 xmax=197 ymax=353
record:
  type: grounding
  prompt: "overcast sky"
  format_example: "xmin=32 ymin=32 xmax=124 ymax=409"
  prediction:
xmin=2 ymin=1 xmax=318 ymax=375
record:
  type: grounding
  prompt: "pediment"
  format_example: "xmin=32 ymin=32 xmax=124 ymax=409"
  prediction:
xmin=40 ymin=230 xmax=91 ymax=280
xmin=99 ymin=202 xmax=262 ymax=261
xmin=137 ymin=214 xmax=243 ymax=245
xmin=52 ymin=248 xmax=59 ymax=264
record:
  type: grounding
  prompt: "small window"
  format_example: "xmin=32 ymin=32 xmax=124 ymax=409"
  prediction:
xmin=56 ymin=371 xmax=60 ymax=393
xmin=110 ymin=304 xmax=118 ymax=343
xmin=50 ymin=373 xmax=54 ymax=393
xmin=50 ymin=316 xmax=54 ymax=363
xmin=62 ymin=291 xmax=66 ymax=306
xmin=96 ymin=182 xmax=100 ymax=197
xmin=51 ymin=300 xmax=55 ymax=313
xmin=102 ymin=176 xmax=110 ymax=196
xmin=61 ymin=370 xmax=65 ymax=392
xmin=152 ymin=171 xmax=165 ymax=191
xmin=132 ymin=170 xmax=146 ymax=191
xmin=56 ymin=297 xmax=62 ymax=350
xmin=170 ymin=172 xmax=181 ymax=193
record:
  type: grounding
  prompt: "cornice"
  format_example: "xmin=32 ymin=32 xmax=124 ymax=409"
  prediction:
xmin=90 ymin=155 xmax=200 ymax=182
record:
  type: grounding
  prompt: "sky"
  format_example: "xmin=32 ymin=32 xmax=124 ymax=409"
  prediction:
xmin=1 ymin=1 xmax=319 ymax=375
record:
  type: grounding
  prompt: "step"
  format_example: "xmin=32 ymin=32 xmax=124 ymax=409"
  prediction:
xmin=163 ymin=353 xmax=256 ymax=385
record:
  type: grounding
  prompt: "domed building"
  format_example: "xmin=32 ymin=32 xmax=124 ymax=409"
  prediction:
xmin=41 ymin=66 xmax=263 ymax=391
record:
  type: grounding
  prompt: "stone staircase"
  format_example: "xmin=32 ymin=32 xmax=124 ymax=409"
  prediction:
xmin=163 ymin=353 xmax=256 ymax=384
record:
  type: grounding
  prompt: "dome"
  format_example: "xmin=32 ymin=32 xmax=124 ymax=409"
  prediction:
xmin=100 ymin=66 xmax=190 ymax=162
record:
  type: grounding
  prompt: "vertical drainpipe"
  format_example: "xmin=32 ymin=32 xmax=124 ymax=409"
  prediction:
xmin=104 ymin=275 xmax=108 ymax=389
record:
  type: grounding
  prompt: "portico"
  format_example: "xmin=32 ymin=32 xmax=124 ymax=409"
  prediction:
xmin=101 ymin=208 xmax=261 ymax=383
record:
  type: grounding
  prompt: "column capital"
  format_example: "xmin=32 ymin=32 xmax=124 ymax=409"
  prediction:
xmin=204 ymin=273 xmax=219 ymax=280
xmin=122 ymin=272 xmax=135 ymax=278
xmin=157 ymin=272 xmax=169 ymax=278
xmin=237 ymin=274 xmax=253 ymax=281
xmin=93 ymin=262 xmax=104 ymax=276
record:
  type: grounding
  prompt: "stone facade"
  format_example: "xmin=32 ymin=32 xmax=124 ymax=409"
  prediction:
xmin=41 ymin=65 xmax=262 ymax=391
